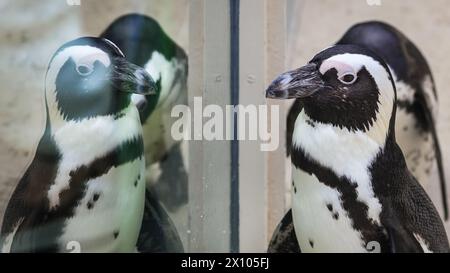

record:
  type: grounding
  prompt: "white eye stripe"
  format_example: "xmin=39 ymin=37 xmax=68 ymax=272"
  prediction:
xmin=103 ymin=38 xmax=125 ymax=57
xmin=320 ymin=59 xmax=356 ymax=77
xmin=76 ymin=64 xmax=94 ymax=76
xmin=338 ymin=72 xmax=357 ymax=85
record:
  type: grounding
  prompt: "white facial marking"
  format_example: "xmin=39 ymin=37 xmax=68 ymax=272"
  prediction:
xmin=45 ymin=45 xmax=112 ymax=128
xmin=102 ymin=38 xmax=125 ymax=57
xmin=319 ymin=59 xmax=356 ymax=79
xmin=320 ymin=53 xmax=395 ymax=145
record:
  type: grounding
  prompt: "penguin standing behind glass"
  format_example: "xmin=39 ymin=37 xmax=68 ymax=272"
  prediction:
xmin=0 ymin=37 xmax=156 ymax=252
xmin=269 ymin=21 xmax=448 ymax=253
xmin=101 ymin=14 xmax=188 ymax=213
xmin=266 ymin=44 xmax=449 ymax=253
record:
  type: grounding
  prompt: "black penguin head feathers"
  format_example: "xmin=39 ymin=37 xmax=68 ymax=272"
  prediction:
xmin=101 ymin=14 xmax=189 ymax=122
xmin=45 ymin=37 xmax=157 ymax=122
xmin=267 ymin=45 xmax=397 ymax=137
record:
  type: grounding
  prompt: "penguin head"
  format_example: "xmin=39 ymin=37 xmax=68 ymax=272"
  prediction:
xmin=45 ymin=37 xmax=157 ymax=123
xmin=101 ymin=14 xmax=188 ymax=122
xmin=267 ymin=45 xmax=396 ymax=138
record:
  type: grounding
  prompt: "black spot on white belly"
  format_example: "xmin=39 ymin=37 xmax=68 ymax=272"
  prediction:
xmin=333 ymin=212 xmax=340 ymax=220
xmin=326 ymin=203 xmax=333 ymax=211
xmin=325 ymin=203 xmax=340 ymax=220
xmin=292 ymin=146 xmax=388 ymax=249
xmin=93 ymin=193 xmax=100 ymax=202
xmin=403 ymin=126 xmax=408 ymax=132
xmin=294 ymin=186 xmax=297 ymax=194
xmin=134 ymin=174 xmax=140 ymax=187
xmin=87 ymin=192 xmax=101 ymax=210
xmin=309 ymin=239 xmax=314 ymax=248
xmin=113 ymin=230 xmax=120 ymax=239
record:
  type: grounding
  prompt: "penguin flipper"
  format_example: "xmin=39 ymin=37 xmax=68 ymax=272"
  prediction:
xmin=384 ymin=219 xmax=423 ymax=253
xmin=384 ymin=217 xmax=423 ymax=253
xmin=382 ymin=170 xmax=450 ymax=253
xmin=267 ymin=209 xmax=301 ymax=253
xmin=136 ymin=189 xmax=184 ymax=253
xmin=1 ymin=149 xmax=61 ymax=252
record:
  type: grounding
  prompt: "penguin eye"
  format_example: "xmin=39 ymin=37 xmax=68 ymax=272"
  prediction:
xmin=76 ymin=64 xmax=94 ymax=76
xmin=338 ymin=73 xmax=357 ymax=85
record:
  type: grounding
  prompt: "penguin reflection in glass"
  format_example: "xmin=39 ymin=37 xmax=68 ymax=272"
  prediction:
xmin=269 ymin=21 xmax=449 ymax=253
xmin=101 ymin=14 xmax=188 ymax=212
xmin=266 ymin=44 xmax=449 ymax=252
xmin=0 ymin=37 xmax=156 ymax=252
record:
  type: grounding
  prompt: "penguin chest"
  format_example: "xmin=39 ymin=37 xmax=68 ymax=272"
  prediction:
xmin=291 ymin=168 xmax=369 ymax=253
xmin=395 ymin=80 xmax=437 ymax=187
xmin=59 ymin=158 xmax=146 ymax=253
xmin=395 ymin=107 xmax=435 ymax=186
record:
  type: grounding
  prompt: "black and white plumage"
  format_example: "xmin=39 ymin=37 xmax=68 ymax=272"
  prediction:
xmin=338 ymin=21 xmax=447 ymax=218
xmin=101 ymin=14 xmax=188 ymax=213
xmin=0 ymin=37 xmax=156 ymax=252
xmin=270 ymin=21 xmax=448 ymax=253
xmin=266 ymin=44 xmax=449 ymax=252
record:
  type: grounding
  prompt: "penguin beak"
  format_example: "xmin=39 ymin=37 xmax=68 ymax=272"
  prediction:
xmin=266 ymin=63 xmax=325 ymax=99
xmin=112 ymin=58 xmax=157 ymax=96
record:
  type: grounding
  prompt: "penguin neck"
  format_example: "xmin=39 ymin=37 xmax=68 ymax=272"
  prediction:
xmin=292 ymin=109 xmax=390 ymax=171
xmin=291 ymin=109 xmax=397 ymax=219
xmin=42 ymin=102 xmax=143 ymax=210
xmin=43 ymin=102 xmax=142 ymax=165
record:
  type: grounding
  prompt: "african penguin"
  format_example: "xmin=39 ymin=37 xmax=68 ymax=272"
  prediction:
xmin=338 ymin=21 xmax=447 ymax=218
xmin=270 ymin=21 xmax=448 ymax=253
xmin=266 ymin=45 xmax=450 ymax=253
xmin=0 ymin=37 xmax=156 ymax=252
xmin=101 ymin=14 xmax=189 ymax=213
